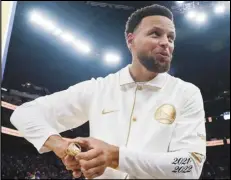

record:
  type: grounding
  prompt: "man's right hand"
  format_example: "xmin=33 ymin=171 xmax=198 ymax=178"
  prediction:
xmin=62 ymin=154 xmax=82 ymax=178
xmin=44 ymin=135 xmax=82 ymax=178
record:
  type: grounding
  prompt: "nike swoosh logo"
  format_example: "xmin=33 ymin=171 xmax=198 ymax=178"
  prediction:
xmin=102 ymin=109 xmax=119 ymax=115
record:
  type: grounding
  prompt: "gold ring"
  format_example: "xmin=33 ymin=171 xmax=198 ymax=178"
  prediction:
xmin=66 ymin=142 xmax=81 ymax=156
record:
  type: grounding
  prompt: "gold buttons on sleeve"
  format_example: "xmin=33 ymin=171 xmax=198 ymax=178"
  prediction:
xmin=132 ymin=117 xmax=137 ymax=122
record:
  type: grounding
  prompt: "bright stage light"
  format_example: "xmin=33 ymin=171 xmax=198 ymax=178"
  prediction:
xmin=52 ymin=28 xmax=62 ymax=36
xmin=195 ymin=12 xmax=207 ymax=24
xmin=104 ymin=53 xmax=121 ymax=65
xmin=29 ymin=10 xmax=122 ymax=61
xmin=30 ymin=11 xmax=44 ymax=25
xmin=223 ymin=112 xmax=230 ymax=120
xmin=41 ymin=20 xmax=56 ymax=31
xmin=214 ymin=4 xmax=225 ymax=14
xmin=74 ymin=40 xmax=91 ymax=54
xmin=60 ymin=33 xmax=75 ymax=43
xmin=186 ymin=11 xmax=207 ymax=24
xmin=186 ymin=11 xmax=197 ymax=19
xmin=30 ymin=11 xmax=57 ymax=32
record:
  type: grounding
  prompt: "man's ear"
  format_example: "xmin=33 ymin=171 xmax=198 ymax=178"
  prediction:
xmin=126 ymin=33 xmax=135 ymax=51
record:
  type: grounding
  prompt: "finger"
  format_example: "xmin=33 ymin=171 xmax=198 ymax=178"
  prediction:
xmin=80 ymin=156 xmax=105 ymax=171
xmin=82 ymin=165 xmax=105 ymax=179
xmin=62 ymin=155 xmax=80 ymax=166
xmin=66 ymin=164 xmax=81 ymax=171
xmin=76 ymin=148 xmax=102 ymax=161
xmin=72 ymin=170 xmax=82 ymax=178
xmin=64 ymin=155 xmax=75 ymax=163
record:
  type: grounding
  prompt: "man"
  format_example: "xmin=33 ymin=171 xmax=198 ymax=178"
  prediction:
xmin=10 ymin=4 xmax=206 ymax=179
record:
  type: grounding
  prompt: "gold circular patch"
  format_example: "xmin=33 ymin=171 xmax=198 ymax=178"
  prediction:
xmin=155 ymin=104 xmax=176 ymax=124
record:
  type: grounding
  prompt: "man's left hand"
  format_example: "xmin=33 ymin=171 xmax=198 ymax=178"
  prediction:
xmin=73 ymin=137 xmax=119 ymax=179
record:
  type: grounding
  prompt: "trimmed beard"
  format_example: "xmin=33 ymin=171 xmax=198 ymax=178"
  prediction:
xmin=137 ymin=53 xmax=171 ymax=73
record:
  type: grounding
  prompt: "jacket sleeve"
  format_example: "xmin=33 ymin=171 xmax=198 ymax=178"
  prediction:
xmin=118 ymin=88 xmax=206 ymax=179
xmin=10 ymin=78 xmax=97 ymax=153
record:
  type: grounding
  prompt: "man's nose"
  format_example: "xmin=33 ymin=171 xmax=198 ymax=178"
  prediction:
xmin=158 ymin=36 xmax=169 ymax=48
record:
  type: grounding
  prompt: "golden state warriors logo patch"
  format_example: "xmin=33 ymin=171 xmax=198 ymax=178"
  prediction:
xmin=155 ymin=104 xmax=176 ymax=124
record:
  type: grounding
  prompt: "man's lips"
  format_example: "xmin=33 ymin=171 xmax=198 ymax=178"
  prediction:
xmin=157 ymin=52 xmax=169 ymax=57
xmin=156 ymin=53 xmax=170 ymax=59
xmin=155 ymin=52 xmax=171 ymax=63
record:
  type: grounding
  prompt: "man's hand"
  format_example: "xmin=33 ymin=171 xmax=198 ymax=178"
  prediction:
xmin=62 ymin=154 xmax=82 ymax=178
xmin=73 ymin=137 xmax=119 ymax=179
xmin=44 ymin=135 xmax=82 ymax=178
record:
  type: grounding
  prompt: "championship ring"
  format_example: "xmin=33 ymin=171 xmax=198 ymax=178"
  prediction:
xmin=66 ymin=142 xmax=81 ymax=156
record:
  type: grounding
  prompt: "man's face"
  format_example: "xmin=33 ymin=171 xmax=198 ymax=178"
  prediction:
xmin=127 ymin=15 xmax=176 ymax=73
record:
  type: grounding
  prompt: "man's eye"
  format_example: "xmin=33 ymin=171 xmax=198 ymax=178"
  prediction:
xmin=168 ymin=36 xmax=175 ymax=42
xmin=151 ymin=31 xmax=160 ymax=37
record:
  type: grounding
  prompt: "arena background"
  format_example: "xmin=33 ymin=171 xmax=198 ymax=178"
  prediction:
xmin=1 ymin=1 xmax=230 ymax=179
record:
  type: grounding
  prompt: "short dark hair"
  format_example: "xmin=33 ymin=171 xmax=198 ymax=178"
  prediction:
xmin=125 ymin=4 xmax=174 ymax=38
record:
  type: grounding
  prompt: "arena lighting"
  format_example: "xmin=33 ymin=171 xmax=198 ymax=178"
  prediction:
xmin=60 ymin=32 xmax=75 ymax=43
xmin=1 ymin=88 xmax=7 ymax=91
xmin=30 ymin=11 xmax=58 ymax=33
xmin=40 ymin=19 xmax=56 ymax=32
xmin=223 ymin=112 xmax=230 ymax=120
xmin=29 ymin=10 xmax=119 ymax=65
xmin=52 ymin=28 xmax=62 ymax=36
xmin=214 ymin=3 xmax=225 ymax=14
xmin=73 ymin=40 xmax=91 ymax=54
xmin=29 ymin=10 xmax=91 ymax=54
xmin=186 ymin=11 xmax=197 ymax=19
xmin=176 ymin=1 xmax=184 ymax=4
xmin=186 ymin=11 xmax=207 ymax=24
xmin=30 ymin=11 xmax=44 ymax=25
xmin=104 ymin=53 xmax=121 ymax=65
xmin=173 ymin=1 xmax=230 ymax=17
xmin=195 ymin=12 xmax=207 ymax=24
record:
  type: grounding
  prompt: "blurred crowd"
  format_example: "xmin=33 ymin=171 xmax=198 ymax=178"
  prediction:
xmin=1 ymin=151 xmax=81 ymax=179
xmin=200 ymin=145 xmax=230 ymax=179
xmin=1 ymin=120 xmax=88 ymax=180
xmin=1 ymin=139 xmax=230 ymax=179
